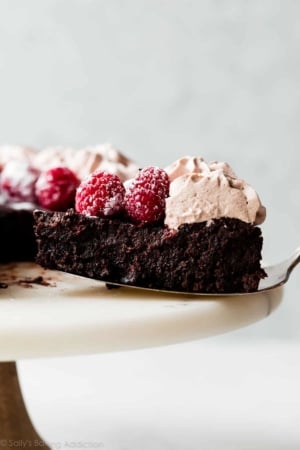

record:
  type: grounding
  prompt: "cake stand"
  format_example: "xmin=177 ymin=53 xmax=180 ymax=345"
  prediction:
xmin=0 ymin=262 xmax=283 ymax=448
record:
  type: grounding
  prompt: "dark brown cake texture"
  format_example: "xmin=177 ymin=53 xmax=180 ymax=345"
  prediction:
xmin=34 ymin=209 xmax=266 ymax=293
xmin=0 ymin=205 xmax=36 ymax=263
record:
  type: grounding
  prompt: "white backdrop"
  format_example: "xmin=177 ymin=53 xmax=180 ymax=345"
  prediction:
xmin=1 ymin=1 xmax=300 ymax=449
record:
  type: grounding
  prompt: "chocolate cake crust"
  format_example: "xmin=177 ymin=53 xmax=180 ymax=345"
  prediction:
xmin=34 ymin=209 xmax=265 ymax=293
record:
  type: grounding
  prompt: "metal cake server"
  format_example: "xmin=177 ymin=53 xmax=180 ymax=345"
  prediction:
xmin=258 ymin=246 xmax=300 ymax=293
xmin=103 ymin=246 xmax=300 ymax=296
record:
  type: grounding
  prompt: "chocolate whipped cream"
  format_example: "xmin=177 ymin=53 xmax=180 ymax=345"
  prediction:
xmin=32 ymin=143 xmax=138 ymax=181
xmin=164 ymin=156 xmax=266 ymax=230
xmin=0 ymin=144 xmax=138 ymax=182
xmin=0 ymin=146 xmax=36 ymax=170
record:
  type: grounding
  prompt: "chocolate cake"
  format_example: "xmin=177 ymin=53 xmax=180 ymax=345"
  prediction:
xmin=34 ymin=157 xmax=267 ymax=293
xmin=34 ymin=209 xmax=265 ymax=293
xmin=0 ymin=144 xmax=138 ymax=262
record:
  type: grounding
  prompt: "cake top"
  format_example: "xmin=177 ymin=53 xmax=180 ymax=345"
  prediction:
xmin=0 ymin=143 xmax=138 ymax=182
xmin=73 ymin=155 xmax=266 ymax=229
xmin=0 ymin=144 xmax=138 ymax=209
xmin=32 ymin=143 xmax=138 ymax=182
xmin=164 ymin=156 xmax=266 ymax=229
xmin=0 ymin=147 xmax=266 ymax=228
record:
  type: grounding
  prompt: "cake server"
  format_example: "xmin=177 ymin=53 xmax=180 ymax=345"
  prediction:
xmin=257 ymin=246 xmax=300 ymax=292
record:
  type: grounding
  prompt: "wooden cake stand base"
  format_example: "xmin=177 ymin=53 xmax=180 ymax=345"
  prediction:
xmin=0 ymin=362 xmax=49 ymax=449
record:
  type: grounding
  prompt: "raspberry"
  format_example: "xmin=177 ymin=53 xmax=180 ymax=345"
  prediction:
xmin=125 ymin=187 xmax=165 ymax=223
xmin=75 ymin=170 xmax=125 ymax=217
xmin=35 ymin=167 xmax=80 ymax=211
xmin=132 ymin=166 xmax=169 ymax=198
xmin=0 ymin=160 xmax=39 ymax=203
xmin=124 ymin=166 xmax=169 ymax=223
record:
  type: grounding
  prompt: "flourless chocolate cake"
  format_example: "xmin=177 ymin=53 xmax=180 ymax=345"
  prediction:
xmin=0 ymin=144 xmax=138 ymax=263
xmin=34 ymin=157 xmax=267 ymax=293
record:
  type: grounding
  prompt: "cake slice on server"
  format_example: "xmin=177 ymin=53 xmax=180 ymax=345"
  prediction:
xmin=34 ymin=157 xmax=266 ymax=293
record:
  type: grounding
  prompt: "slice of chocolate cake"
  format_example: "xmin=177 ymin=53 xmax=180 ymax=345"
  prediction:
xmin=34 ymin=157 xmax=267 ymax=293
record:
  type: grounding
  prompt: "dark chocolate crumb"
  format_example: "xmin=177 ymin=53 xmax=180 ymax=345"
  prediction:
xmin=18 ymin=276 xmax=52 ymax=287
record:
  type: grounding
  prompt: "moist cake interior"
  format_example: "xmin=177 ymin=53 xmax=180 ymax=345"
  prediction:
xmin=34 ymin=209 xmax=266 ymax=293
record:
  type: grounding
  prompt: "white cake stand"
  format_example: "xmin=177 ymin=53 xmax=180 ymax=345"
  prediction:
xmin=0 ymin=262 xmax=283 ymax=448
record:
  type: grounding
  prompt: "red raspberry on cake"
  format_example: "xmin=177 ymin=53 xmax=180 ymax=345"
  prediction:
xmin=124 ymin=166 xmax=169 ymax=223
xmin=131 ymin=166 xmax=169 ymax=198
xmin=75 ymin=170 xmax=125 ymax=217
xmin=0 ymin=160 xmax=40 ymax=203
xmin=35 ymin=167 xmax=80 ymax=211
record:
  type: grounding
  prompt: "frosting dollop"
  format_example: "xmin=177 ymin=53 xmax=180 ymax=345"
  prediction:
xmin=0 ymin=145 xmax=36 ymax=169
xmin=32 ymin=143 xmax=138 ymax=181
xmin=164 ymin=156 xmax=266 ymax=229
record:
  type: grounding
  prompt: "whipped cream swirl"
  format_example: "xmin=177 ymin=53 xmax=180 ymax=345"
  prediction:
xmin=32 ymin=143 xmax=138 ymax=181
xmin=0 ymin=143 xmax=138 ymax=182
xmin=164 ymin=156 xmax=266 ymax=230
xmin=0 ymin=145 xmax=36 ymax=169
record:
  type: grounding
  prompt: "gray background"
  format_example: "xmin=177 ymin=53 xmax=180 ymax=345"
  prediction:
xmin=0 ymin=0 xmax=299 ymax=334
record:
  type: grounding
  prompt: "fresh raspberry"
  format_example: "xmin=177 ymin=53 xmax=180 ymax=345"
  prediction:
xmin=75 ymin=170 xmax=125 ymax=217
xmin=132 ymin=166 xmax=169 ymax=198
xmin=125 ymin=187 xmax=165 ymax=223
xmin=0 ymin=160 xmax=39 ymax=203
xmin=35 ymin=167 xmax=80 ymax=211
xmin=124 ymin=166 xmax=169 ymax=223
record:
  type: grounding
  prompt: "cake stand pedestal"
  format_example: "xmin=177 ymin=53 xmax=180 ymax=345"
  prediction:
xmin=0 ymin=362 xmax=50 ymax=449
xmin=0 ymin=262 xmax=283 ymax=447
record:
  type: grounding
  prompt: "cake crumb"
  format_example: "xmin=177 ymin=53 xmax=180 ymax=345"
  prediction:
xmin=18 ymin=276 xmax=53 ymax=287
